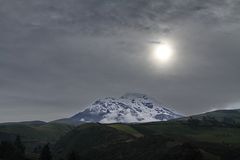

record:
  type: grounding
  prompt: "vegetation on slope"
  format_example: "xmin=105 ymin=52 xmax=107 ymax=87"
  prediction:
xmin=1 ymin=109 xmax=240 ymax=160
xmin=108 ymin=124 xmax=144 ymax=138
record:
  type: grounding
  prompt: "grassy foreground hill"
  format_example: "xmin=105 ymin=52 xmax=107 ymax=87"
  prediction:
xmin=0 ymin=122 xmax=74 ymax=142
xmin=54 ymin=120 xmax=240 ymax=160
xmin=0 ymin=121 xmax=74 ymax=154
xmin=0 ymin=109 xmax=240 ymax=160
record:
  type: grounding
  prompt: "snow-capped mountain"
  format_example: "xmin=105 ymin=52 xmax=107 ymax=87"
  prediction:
xmin=70 ymin=93 xmax=182 ymax=124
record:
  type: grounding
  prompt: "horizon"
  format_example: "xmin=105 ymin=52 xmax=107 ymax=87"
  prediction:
xmin=0 ymin=92 xmax=239 ymax=123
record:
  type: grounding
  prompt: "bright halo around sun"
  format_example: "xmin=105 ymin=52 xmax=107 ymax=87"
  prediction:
xmin=153 ymin=43 xmax=174 ymax=63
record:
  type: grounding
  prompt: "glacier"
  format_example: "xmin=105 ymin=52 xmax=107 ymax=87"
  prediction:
xmin=70 ymin=93 xmax=182 ymax=123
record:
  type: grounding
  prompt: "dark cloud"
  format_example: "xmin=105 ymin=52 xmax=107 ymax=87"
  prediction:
xmin=0 ymin=0 xmax=240 ymax=122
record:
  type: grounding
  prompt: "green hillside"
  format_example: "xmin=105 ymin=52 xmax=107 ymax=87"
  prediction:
xmin=53 ymin=119 xmax=240 ymax=160
xmin=108 ymin=124 xmax=144 ymax=138
xmin=192 ymin=109 xmax=240 ymax=122
xmin=54 ymin=123 xmax=135 ymax=158
xmin=178 ymin=109 xmax=240 ymax=123
xmin=132 ymin=121 xmax=240 ymax=144
xmin=0 ymin=109 xmax=240 ymax=160
xmin=0 ymin=122 xmax=74 ymax=142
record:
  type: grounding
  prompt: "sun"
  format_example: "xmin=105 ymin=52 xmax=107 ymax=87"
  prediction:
xmin=153 ymin=43 xmax=173 ymax=63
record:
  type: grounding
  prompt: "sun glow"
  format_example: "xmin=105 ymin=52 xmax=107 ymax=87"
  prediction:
xmin=153 ymin=43 xmax=174 ymax=63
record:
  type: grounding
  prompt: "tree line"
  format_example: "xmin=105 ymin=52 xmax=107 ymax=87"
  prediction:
xmin=0 ymin=135 xmax=80 ymax=160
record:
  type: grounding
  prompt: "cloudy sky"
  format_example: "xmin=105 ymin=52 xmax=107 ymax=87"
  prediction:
xmin=1 ymin=0 xmax=240 ymax=122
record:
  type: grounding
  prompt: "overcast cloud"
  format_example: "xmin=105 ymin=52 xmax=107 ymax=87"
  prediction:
xmin=1 ymin=0 xmax=240 ymax=122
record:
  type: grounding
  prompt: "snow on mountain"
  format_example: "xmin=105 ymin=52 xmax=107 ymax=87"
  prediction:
xmin=70 ymin=93 xmax=182 ymax=123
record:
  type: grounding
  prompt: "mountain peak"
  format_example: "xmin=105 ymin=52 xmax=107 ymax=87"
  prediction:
xmin=69 ymin=93 xmax=182 ymax=124
xmin=120 ymin=93 xmax=149 ymax=99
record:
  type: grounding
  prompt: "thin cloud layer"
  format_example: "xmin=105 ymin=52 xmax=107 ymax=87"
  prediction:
xmin=0 ymin=0 xmax=240 ymax=122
